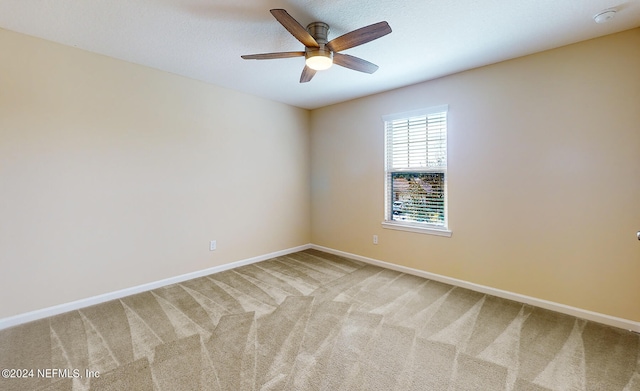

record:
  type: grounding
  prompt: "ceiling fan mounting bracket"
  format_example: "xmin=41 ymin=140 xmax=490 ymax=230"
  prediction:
xmin=306 ymin=22 xmax=330 ymax=44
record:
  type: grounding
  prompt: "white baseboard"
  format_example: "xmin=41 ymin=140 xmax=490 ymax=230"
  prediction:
xmin=0 ymin=244 xmax=311 ymax=330
xmin=311 ymin=244 xmax=640 ymax=333
xmin=3 ymin=243 xmax=638 ymax=333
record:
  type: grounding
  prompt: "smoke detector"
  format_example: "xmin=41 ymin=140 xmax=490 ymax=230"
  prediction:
xmin=593 ymin=9 xmax=616 ymax=23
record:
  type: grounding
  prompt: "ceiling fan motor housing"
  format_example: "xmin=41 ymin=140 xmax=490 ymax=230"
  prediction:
xmin=305 ymin=22 xmax=333 ymax=65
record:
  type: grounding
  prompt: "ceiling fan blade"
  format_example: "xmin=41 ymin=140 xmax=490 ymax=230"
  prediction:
xmin=241 ymin=51 xmax=305 ymax=60
xmin=327 ymin=21 xmax=391 ymax=52
xmin=333 ymin=53 xmax=379 ymax=74
xmin=300 ymin=66 xmax=316 ymax=83
xmin=270 ymin=9 xmax=319 ymax=48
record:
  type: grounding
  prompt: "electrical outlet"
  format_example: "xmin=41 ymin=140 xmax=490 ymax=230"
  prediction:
xmin=373 ymin=235 xmax=378 ymax=245
xmin=210 ymin=240 xmax=217 ymax=251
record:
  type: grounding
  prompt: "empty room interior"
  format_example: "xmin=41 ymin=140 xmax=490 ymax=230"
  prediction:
xmin=1 ymin=1 xmax=639 ymax=390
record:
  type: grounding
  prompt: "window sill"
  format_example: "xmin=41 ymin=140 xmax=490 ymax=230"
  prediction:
xmin=381 ymin=221 xmax=452 ymax=237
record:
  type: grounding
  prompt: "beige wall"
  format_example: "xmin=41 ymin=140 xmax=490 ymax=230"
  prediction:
xmin=0 ymin=29 xmax=310 ymax=319
xmin=310 ymin=29 xmax=640 ymax=321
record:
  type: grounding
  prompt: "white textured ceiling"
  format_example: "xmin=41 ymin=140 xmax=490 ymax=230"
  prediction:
xmin=1 ymin=0 xmax=639 ymax=109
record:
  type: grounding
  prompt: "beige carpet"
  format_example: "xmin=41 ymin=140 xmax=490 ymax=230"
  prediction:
xmin=1 ymin=249 xmax=639 ymax=391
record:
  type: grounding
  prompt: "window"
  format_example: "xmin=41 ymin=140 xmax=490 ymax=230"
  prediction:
xmin=383 ymin=106 xmax=451 ymax=236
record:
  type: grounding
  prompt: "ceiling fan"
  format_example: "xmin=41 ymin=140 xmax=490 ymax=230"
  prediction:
xmin=241 ymin=9 xmax=392 ymax=83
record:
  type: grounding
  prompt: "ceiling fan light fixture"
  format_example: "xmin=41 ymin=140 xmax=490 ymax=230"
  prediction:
xmin=305 ymin=48 xmax=333 ymax=71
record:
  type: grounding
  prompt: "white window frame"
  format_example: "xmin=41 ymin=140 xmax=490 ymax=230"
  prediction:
xmin=382 ymin=105 xmax=452 ymax=237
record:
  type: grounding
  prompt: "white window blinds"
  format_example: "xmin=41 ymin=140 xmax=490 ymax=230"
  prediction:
xmin=385 ymin=109 xmax=447 ymax=171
